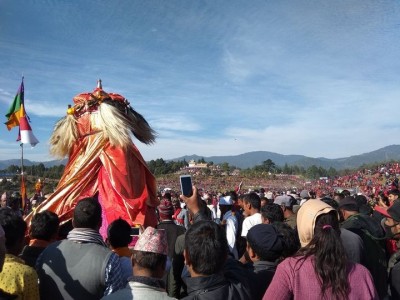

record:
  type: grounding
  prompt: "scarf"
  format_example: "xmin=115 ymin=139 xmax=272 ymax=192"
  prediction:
xmin=67 ymin=228 xmax=107 ymax=247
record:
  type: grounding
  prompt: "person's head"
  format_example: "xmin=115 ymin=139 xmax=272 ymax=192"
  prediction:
xmin=339 ymin=196 xmax=359 ymax=220
xmin=341 ymin=189 xmax=351 ymax=197
xmin=355 ymin=194 xmax=372 ymax=215
xmin=172 ymin=198 xmax=181 ymax=209
xmin=0 ymin=192 xmax=9 ymax=208
xmin=274 ymin=195 xmax=296 ymax=215
xmin=377 ymin=192 xmax=390 ymax=207
xmin=260 ymin=197 xmax=268 ymax=208
xmin=297 ymin=199 xmax=337 ymax=248
xmin=246 ymin=224 xmax=284 ymax=262
xmin=72 ymin=197 xmax=102 ymax=230
xmin=29 ymin=210 xmax=59 ymax=241
xmin=218 ymin=196 xmax=233 ymax=216
xmin=273 ymin=222 xmax=300 ymax=259
xmin=0 ymin=208 xmax=27 ymax=255
xmin=133 ymin=227 xmax=168 ymax=278
xmin=9 ymin=196 xmax=20 ymax=211
xmin=163 ymin=192 xmax=172 ymax=201
xmin=226 ymin=191 xmax=238 ymax=203
xmin=333 ymin=192 xmax=344 ymax=202
xmin=388 ymin=189 xmax=400 ymax=204
xmin=261 ymin=203 xmax=284 ymax=224
xmin=375 ymin=201 xmax=400 ymax=239
xmin=242 ymin=192 xmax=261 ymax=215
xmin=300 ymin=190 xmax=311 ymax=200
xmin=184 ymin=220 xmax=228 ymax=276
xmin=107 ymin=218 xmax=132 ymax=249
xmin=0 ymin=225 xmax=5 ymax=272
xmin=157 ymin=199 xmax=174 ymax=221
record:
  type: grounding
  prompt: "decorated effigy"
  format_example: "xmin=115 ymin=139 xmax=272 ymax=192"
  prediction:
xmin=25 ymin=80 xmax=158 ymax=233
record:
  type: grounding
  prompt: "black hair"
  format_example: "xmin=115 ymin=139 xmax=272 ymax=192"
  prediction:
xmin=133 ymin=250 xmax=167 ymax=271
xmin=163 ymin=193 xmax=172 ymax=201
xmin=30 ymin=210 xmax=59 ymax=241
xmin=355 ymin=195 xmax=367 ymax=206
xmin=388 ymin=189 xmax=400 ymax=197
xmin=354 ymin=195 xmax=372 ymax=215
xmin=378 ymin=192 xmax=390 ymax=207
xmin=107 ymin=218 xmax=132 ymax=248
xmin=321 ymin=198 xmax=339 ymax=210
xmin=297 ymin=211 xmax=349 ymax=300
xmin=73 ymin=197 xmax=102 ymax=229
xmin=0 ymin=208 xmax=27 ymax=249
xmin=341 ymin=190 xmax=351 ymax=197
xmin=243 ymin=192 xmax=261 ymax=210
xmin=273 ymin=222 xmax=300 ymax=259
xmin=286 ymin=195 xmax=297 ymax=210
xmin=185 ymin=220 xmax=228 ymax=275
xmin=261 ymin=203 xmax=284 ymax=223
xmin=247 ymin=229 xmax=283 ymax=261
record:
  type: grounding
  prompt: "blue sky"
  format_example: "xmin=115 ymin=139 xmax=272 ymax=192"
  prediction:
xmin=1 ymin=0 xmax=399 ymax=163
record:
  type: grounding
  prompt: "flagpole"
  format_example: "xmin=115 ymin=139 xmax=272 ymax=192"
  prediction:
xmin=20 ymin=143 xmax=24 ymax=211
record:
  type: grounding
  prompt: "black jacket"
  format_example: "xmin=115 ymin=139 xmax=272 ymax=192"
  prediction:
xmin=182 ymin=273 xmax=250 ymax=300
xmin=182 ymin=258 xmax=251 ymax=300
xmin=341 ymin=213 xmax=388 ymax=299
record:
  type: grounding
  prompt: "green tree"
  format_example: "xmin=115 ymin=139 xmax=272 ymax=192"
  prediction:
xmin=220 ymin=162 xmax=230 ymax=173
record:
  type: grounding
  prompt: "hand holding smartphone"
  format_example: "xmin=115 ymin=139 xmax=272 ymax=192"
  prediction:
xmin=180 ymin=175 xmax=193 ymax=197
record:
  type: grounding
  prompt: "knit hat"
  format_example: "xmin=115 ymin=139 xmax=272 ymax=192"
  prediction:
xmin=297 ymin=199 xmax=336 ymax=247
xmin=247 ymin=224 xmax=284 ymax=261
xmin=134 ymin=227 xmax=168 ymax=255
xmin=158 ymin=199 xmax=174 ymax=218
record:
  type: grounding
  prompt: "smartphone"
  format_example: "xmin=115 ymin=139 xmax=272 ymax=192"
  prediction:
xmin=180 ymin=175 xmax=193 ymax=197
xmin=130 ymin=227 xmax=140 ymax=236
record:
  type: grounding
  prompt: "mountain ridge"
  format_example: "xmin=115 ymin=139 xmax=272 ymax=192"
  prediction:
xmin=1 ymin=145 xmax=400 ymax=171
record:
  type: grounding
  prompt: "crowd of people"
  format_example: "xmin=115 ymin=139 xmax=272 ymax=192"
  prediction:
xmin=0 ymin=161 xmax=400 ymax=299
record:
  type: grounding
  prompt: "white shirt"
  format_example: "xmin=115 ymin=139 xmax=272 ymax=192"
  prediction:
xmin=241 ymin=212 xmax=262 ymax=237
xmin=222 ymin=210 xmax=239 ymax=259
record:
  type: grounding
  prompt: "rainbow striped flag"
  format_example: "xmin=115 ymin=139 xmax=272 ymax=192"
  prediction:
xmin=5 ymin=78 xmax=39 ymax=146
xmin=5 ymin=79 xmax=25 ymax=130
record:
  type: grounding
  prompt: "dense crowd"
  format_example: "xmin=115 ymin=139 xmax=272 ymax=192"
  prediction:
xmin=0 ymin=161 xmax=400 ymax=299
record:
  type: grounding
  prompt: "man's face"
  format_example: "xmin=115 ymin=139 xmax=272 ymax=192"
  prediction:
xmin=243 ymin=201 xmax=251 ymax=215
xmin=384 ymin=217 xmax=400 ymax=240
xmin=237 ymin=198 xmax=244 ymax=209
xmin=388 ymin=194 xmax=398 ymax=204
xmin=0 ymin=193 xmax=7 ymax=208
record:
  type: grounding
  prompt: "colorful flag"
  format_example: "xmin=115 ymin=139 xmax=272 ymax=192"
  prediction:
xmin=5 ymin=78 xmax=39 ymax=146
xmin=5 ymin=79 xmax=25 ymax=130
xmin=18 ymin=115 xmax=39 ymax=146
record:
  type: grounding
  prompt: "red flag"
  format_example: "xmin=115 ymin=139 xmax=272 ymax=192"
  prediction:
xmin=18 ymin=114 xmax=39 ymax=146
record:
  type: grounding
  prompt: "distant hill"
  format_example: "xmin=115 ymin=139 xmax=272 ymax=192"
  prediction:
xmin=0 ymin=158 xmax=67 ymax=170
xmin=170 ymin=145 xmax=400 ymax=170
xmin=2 ymin=145 xmax=400 ymax=171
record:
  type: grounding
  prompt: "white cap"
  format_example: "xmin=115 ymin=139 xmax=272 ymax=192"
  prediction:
xmin=219 ymin=196 xmax=233 ymax=206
